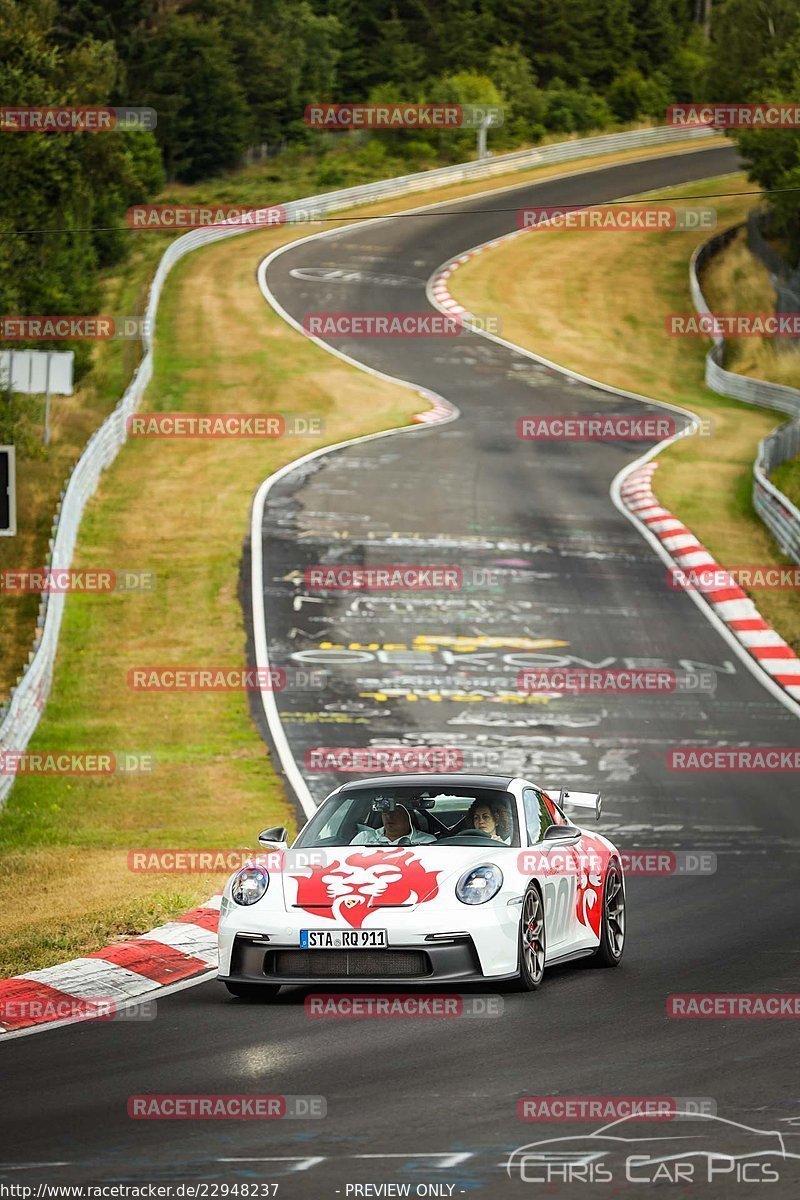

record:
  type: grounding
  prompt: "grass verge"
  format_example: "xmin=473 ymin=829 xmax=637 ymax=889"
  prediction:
xmin=451 ymin=174 xmax=800 ymax=651
xmin=700 ymin=228 xmax=800 ymax=510
xmin=701 ymin=228 xmax=800 ymax=389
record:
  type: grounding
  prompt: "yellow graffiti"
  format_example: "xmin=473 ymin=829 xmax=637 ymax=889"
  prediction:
xmin=359 ymin=691 xmax=551 ymax=704
xmin=316 ymin=636 xmax=569 ymax=653
xmin=412 ymin=635 xmax=569 ymax=652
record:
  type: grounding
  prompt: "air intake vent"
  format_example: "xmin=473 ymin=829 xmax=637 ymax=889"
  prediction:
xmin=270 ymin=949 xmax=430 ymax=978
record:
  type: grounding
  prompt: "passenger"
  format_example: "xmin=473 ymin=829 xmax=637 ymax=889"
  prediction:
xmin=467 ymin=799 xmax=512 ymax=844
xmin=351 ymin=803 xmax=436 ymax=845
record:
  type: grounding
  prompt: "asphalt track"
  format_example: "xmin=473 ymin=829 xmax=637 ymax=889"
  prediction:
xmin=3 ymin=144 xmax=799 ymax=1198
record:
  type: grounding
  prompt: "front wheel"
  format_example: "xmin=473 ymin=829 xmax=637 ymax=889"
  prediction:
xmin=592 ymin=860 xmax=626 ymax=967
xmin=512 ymin=885 xmax=546 ymax=991
xmin=224 ymin=981 xmax=281 ymax=1001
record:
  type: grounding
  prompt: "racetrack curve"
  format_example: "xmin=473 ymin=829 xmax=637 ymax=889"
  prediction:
xmin=3 ymin=144 xmax=799 ymax=1198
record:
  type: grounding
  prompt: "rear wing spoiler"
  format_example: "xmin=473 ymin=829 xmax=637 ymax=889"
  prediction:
xmin=546 ymin=788 xmax=602 ymax=821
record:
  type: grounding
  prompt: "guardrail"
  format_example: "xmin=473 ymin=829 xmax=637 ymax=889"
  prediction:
xmin=689 ymin=228 xmax=800 ymax=564
xmin=0 ymin=121 xmax=716 ymax=807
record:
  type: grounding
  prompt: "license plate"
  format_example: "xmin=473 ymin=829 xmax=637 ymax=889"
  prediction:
xmin=300 ymin=929 xmax=388 ymax=949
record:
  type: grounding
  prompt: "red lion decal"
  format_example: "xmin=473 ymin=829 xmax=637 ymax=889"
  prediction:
xmin=291 ymin=848 xmax=441 ymax=928
xmin=571 ymin=834 xmax=608 ymax=937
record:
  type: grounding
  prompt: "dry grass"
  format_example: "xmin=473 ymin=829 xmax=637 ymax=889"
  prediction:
xmin=701 ymin=229 xmax=800 ymax=388
xmin=0 ymin=226 xmax=421 ymax=977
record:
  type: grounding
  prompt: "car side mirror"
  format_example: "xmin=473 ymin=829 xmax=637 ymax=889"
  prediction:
xmin=258 ymin=826 xmax=288 ymax=849
xmin=541 ymin=823 xmax=581 ymax=844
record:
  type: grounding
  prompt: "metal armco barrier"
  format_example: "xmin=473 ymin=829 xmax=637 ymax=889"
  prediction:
xmin=689 ymin=229 xmax=800 ymax=564
xmin=0 ymin=122 xmax=715 ymax=807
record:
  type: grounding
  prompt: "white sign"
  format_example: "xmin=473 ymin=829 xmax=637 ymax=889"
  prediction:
xmin=0 ymin=350 xmax=74 ymax=396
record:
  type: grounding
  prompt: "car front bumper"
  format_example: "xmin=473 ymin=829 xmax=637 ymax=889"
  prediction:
xmin=219 ymin=931 xmax=519 ymax=985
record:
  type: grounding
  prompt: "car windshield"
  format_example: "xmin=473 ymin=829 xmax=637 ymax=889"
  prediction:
xmin=293 ymin=785 xmax=520 ymax=848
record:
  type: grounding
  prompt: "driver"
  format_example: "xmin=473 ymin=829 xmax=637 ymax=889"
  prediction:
xmin=467 ymin=798 xmax=512 ymax=844
xmin=351 ymin=803 xmax=436 ymax=845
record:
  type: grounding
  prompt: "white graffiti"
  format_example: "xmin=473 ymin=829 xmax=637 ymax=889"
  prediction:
xmin=447 ymin=709 xmax=604 ymax=729
xmin=288 ymin=266 xmax=425 ymax=286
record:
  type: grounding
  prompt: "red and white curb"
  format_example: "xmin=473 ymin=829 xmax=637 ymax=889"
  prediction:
xmin=428 ymin=233 xmax=800 ymax=711
xmin=430 ymin=235 xmax=526 ymax=320
xmin=620 ymin=462 xmax=800 ymax=700
xmin=413 ymin=389 xmax=457 ymax=424
xmin=0 ymin=895 xmax=221 ymax=1035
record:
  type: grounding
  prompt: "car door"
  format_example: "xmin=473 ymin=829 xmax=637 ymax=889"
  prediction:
xmin=522 ymin=786 xmax=580 ymax=954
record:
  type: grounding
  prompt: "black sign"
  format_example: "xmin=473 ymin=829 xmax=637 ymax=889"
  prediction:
xmin=0 ymin=446 xmax=15 ymax=534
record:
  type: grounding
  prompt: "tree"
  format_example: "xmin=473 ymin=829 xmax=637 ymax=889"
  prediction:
xmin=728 ymin=27 xmax=800 ymax=258
xmin=708 ymin=0 xmax=800 ymax=98
xmin=487 ymin=44 xmax=546 ymax=144
xmin=0 ymin=0 xmax=163 ymax=377
xmin=127 ymin=13 xmax=252 ymax=181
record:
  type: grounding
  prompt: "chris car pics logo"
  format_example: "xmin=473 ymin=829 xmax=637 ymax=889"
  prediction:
xmin=506 ymin=1112 xmax=792 ymax=1185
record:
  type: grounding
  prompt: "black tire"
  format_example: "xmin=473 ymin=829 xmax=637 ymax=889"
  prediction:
xmin=511 ymin=884 xmax=546 ymax=991
xmin=591 ymin=859 xmax=626 ymax=967
xmin=224 ymin=981 xmax=281 ymax=1001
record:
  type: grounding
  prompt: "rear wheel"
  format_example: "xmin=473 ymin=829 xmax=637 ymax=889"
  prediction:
xmin=224 ymin=981 xmax=281 ymax=1001
xmin=512 ymin=885 xmax=546 ymax=991
xmin=592 ymin=860 xmax=626 ymax=966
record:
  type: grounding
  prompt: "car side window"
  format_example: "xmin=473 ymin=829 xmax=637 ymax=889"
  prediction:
xmin=543 ymin=794 xmax=568 ymax=825
xmin=523 ymin=787 xmax=555 ymax=844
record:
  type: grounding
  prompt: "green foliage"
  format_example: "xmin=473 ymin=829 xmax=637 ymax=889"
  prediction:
xmin=709 ymin=0 xmax=800 ymax=99
xmin=544 ymin=80 xmax=614 ymax=134
xmin=0 ymin=0 xmax=732 ymax=391
xmin=712 ymin=4 xmax=800 ymax=259
xmin=606 ymin=67 xmax=672 ymax=122
xmin=487 ymin=44 xmax=546 ymax=144
xmin=0 ymin=0 xmax=163 ymax=380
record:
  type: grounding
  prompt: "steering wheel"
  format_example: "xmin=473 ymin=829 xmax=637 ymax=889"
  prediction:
xmin=443 ymin=828 xmax=498 ymax=841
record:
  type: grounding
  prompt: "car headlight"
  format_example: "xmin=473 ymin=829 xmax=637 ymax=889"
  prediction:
xmin=231 ymin=866 xmax=269 ymax=906
xmin=456 ymin=864 xmax=503 ymax=905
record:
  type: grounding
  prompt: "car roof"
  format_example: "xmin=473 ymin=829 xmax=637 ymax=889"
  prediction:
xmin=337 ymin=773 xmax=515 ymax=791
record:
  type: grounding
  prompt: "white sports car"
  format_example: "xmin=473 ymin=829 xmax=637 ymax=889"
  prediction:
xmin=217 ymin=773 xmax=626 ymax=998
